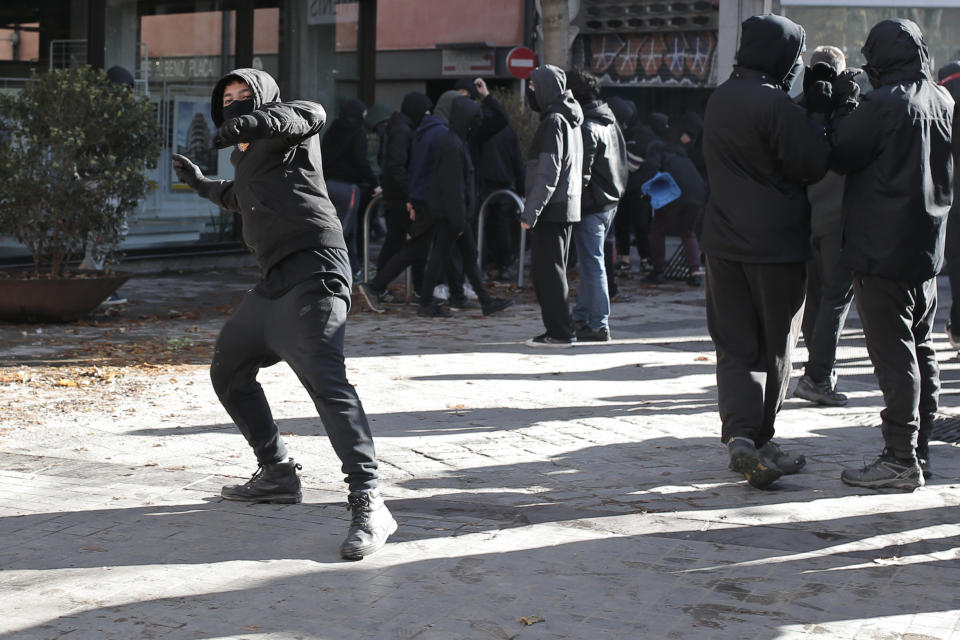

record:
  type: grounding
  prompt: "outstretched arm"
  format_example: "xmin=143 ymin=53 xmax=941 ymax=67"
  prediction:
xmin=172 ymin=153 xmax=240 ymax=211
xmin=213 ymin=101 xmax=327 ymax=149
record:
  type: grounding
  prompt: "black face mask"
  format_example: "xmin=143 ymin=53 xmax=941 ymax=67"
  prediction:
xmin=781 ymin=60 xmax=803 ymax=93
xmin=222 ymin=98 xmax=255 ymax=121
xmin=526 ymin=89 xmax=541 ymax=112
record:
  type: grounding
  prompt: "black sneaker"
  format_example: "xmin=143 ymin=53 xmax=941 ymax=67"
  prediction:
xmin=100 ymin=292 xmax=128 ymax=306
xmin=417 ymin=303 xmax=452 ymax=318
xmin=357 ymin=283 xmax=386 ymax=314
xmin=686 ymin=273 xmax=703 ymax=287
xmin=380 ymin=290 xmax=403 ymax=305
xmin=793 ymin=375 xmax=848 ymax=407
xmin=524 ymin=333 xmax=574 ymax=348
xmin=448 ymin=296 xmax=479 ymax=310
xmin=340 ymin=489 xmax=398 ymax=560
xmin=727 ymin=437 xmax=783 ymax=489
xmin=481 ymin=297 xmax=514 ymax=316
xmin=576 ymin=325 xmax=611 ymax=342
xmin=758 ymin=440 xmax=806 ymax=474
xmin=221 ymin=459 xmax=303 ymax=504
xmin=644 ymin=270 xmax=665 ymax=285
xmin=841 ymin=450 xmax=924 ymax=491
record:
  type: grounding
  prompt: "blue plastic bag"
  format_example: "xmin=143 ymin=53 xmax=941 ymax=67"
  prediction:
xmin=641 ymin=171 xmax=682 ymax=210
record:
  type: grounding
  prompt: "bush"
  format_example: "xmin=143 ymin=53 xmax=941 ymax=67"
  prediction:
xmin=0 ymin=67 xmax=162 ymax=277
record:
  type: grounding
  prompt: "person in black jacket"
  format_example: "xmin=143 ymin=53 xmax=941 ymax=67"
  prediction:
xmin=478 ymin=123 xmax=525 ymax=281
xmin=833 ymin=19 xmax=954 ymax=490
xmin=171 ymin=68 xmax=396 ymax=560
xmin=702 ymin=15 xmax=831 ymax=489
xmin=378 ymin=92 xmax=432 ymax=288
xmin=417 ymin=96 xmax=513 ymax=318
xmin=567 ymin=68 xmax=627 ymax=342
xmin=321 ymin=98 xmax=381 ymax=277
xmin=521 ymin=65 xmax=585 ymax=347
xmin=937 ymin=60 xmax=960 ymax=350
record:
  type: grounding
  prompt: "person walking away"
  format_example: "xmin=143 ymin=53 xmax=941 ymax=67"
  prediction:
xmin=566 ymin=68 xmax=627 ymax=342
xmin=702 ymin=14 xmax=831 ymax=489
xmin=172 ymin=68 xmax=396 ymax=559
xmin=833 ymin=19 xmax=953 ymax=490
xmin=793 ymin=46 xmax=858 ymax=408
xmin=643 ymin=139 xmax=706 ymax=286
xmin=520 ymin=65 xmax=584 ymax=347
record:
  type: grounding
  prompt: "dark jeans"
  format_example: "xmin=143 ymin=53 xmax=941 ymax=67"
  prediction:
xmin=853 ymin=274 xmax=939 ymax=459
xmin=210 ymin=277 xmax=378 ymax=492
xmin=445 ymin=219 xmax=494 ymax=304
xmin=706 ymin=255 xmax=806 ymax=447
xmin=800 ymin=232 xmax=854 ymax=385
xmin=421 ymin=220 xmax=493 ymax=308
xmin=615 ymin=189 xmax=651 ymax=260
xmin=368 ymin=201 xmax=432 ymax=294
xmin=378 ymin=201 xmax=423 ymax=290
xmin=650 ymin=201 xmax=701 ymax=272
xmin=531 ymin=220 xmax=574 ymax=339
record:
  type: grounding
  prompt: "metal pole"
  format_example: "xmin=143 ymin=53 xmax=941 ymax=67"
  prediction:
xmin=518 ymin=224 xmax=527 ymax=288
xmin=476 ymin=188 xmax=525 ymax=291
xmin=361 ymin=193 xmax=383 ymax=284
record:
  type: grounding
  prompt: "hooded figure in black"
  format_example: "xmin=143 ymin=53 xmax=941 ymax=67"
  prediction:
xmin=607 ymin=95 xmax=660 ymax=274
xmin=377 ymin=92 xmax=432 ymax=281
xmin=171 ymin=69 xmax=397 ymax=560
xmin=832 ymin=19 xmax=954 ymax=490
xmin=520 ymin=65 xmax=584 ymax=346
xmin=416 ymin=96 xmax=513 ymax=318
xmin=937 ymin=61 xmax=960 ymax=349
xmin=701 ymin=15 xmax=831 ymax=489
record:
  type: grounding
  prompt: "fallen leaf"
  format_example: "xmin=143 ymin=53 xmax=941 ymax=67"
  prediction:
xmin=518 ymin=616 xmax=544 ymax=626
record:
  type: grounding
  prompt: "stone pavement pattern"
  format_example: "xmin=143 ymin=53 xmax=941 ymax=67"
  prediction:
xmin=1 ymin=266 xmax=959 ymax=640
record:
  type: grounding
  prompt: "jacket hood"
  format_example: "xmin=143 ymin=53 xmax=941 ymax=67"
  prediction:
xmin=211 ymin=68 xmax=280 ymax=126
xmin=607 ymin=96 xmax=637 ymax=127
xmin=338 ymin=99 xmax=368 ymax=126
xmin=401 ymin=92 xmax=432 ymax=128
xmin=454 ymin=78 xmax=481 ymax=100
xmin=863 ymin=19 xmax=932 ymax=85
xmin=435 ymin=90 xmax=461 ymax=123
xmin=736 ymin=14 xmax=806 ymax=85
xmin=583 ymin=100 xmax=617 ymax=126
xmin=530 ymin=65 xmax=583 ymax=127
xmin=415 ymin=114 xmax=447 ymax=141
xmin=670 ymin=111 xmax=703 ymax=140
xmin=938 ymin=61 xmax=960 ymax=100
xmin=647 ymin=112 xmax=669 ymax=138
xmin=449 ymin=95 xmax=482 ymax=140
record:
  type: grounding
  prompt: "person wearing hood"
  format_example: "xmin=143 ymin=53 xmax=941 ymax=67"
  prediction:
xmin=321 ymin=98 xmax=381 ymax=277
xmin=171 ymin=69 xmax=396 ymax=560
xmin=937 ymin=60 xmax=960 ymax=351
xmin=377 ymin=92 xmax=432 ymax=288
xmin=566 ymin=68 xmax=627 ymax=342
xmin=607 ymin=96 xmax=660 ymax=278
xmin=793 ymin=46 xmax=858 ymax=409
xmin=520 ymin=65 xmax=585 ymax=347
xmin=701 ymin=14 xmax=831 ymax=489
xmin=832 ymin=19 xmax=954 ymax=490
xmin=414 ymin=95 xmax=513 ymax=318
xmin=644 ymin=138 xmax=706 ymax=286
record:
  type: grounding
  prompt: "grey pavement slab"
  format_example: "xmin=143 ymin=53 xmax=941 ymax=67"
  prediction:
xmin=0 ymin=266 xmax=959 ymax=639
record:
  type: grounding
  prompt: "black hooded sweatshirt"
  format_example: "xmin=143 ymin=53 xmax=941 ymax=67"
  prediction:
xmin=429 ymin=96 xmax=482 ymax=233
xmin=321 ymin=98 xmax=379 ymax=189
xmin=608 ymin=96 xmax=660 ymax=193
xmin=938 ymin=61 xmax=960 ymax=230
xmin=833 ymin=19 xmax=954 ymax=282
xmin=580 ymin=99 xmax=628 ymax=214
xmin=381 ymin=92 xmax=431 ymax=204
xmin=701 ymin=14 xmax=831 ymax=263
xmin=646 ymin=140 xmax=706 ymax=208
xmin=195 ymin=68 xmax=345 ymax=273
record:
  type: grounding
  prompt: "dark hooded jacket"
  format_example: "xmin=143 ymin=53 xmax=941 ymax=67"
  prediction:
xmin=670 ymin=111 xmax=706 ymax=178
xmin=381 ymin=92 xmax=431 ymax=204
xmin=429 ymin=96 xmax=482 ymax=233
xmin=580 ymin=100 xmax=628 ymax=214
xmin=701 ymin=14 xmax=831 ymax=263
xmin=520 ymin=65 xmax=585 ymax=226
xmin=938 ymin=61 xmax=960 ymax=236
xmin=321 ymin=98 xmax=379 ymax=188
xmin=646 ymin=140 xmax=707 ymax=208
xmin=479 ymin=124 xmax=525 ymax=196
xmin=833 ymin=19 xmax=954 ymax=282
xmin=195 ymin=68 xmax=344 ymax=273
xmin=608 ymin=96 xmax=660 ymax=193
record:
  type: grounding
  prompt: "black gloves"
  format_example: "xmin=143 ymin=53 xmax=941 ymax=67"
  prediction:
xmin=172 ymin=153 xmax=204 ymax=189
xmin=213 ymin=114 xmax=261 ymax=149
xmin=833 ymin=68 xmax=863 ymax=107
xmin=803 ymin=62 xmax=838 ymax=114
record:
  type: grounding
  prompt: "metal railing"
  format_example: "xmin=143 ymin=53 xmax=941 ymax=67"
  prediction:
xmin=361 ymin=194 xmax=416 ymax=300
xmin=476 ymin=189 xmax=527 ymax=288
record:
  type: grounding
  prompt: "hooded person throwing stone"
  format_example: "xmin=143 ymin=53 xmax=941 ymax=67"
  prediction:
xmin=171 ymin=68 xmax=396 ymax=560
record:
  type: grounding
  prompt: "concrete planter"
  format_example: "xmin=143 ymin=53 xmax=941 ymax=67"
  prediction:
xmin=0 ymin=271 xmax=131 ymax=323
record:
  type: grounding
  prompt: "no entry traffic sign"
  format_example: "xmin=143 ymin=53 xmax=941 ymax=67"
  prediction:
xmin=506 ymin=47 xmax=538 ymax=80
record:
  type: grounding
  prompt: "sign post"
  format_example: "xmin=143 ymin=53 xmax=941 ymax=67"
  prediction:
xmin=506 ymin=47 xmax=537 ymax=113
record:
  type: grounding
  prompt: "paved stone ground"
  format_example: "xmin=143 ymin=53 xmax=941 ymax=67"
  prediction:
xmin=1 ymin=260 xmax=959 ymax=640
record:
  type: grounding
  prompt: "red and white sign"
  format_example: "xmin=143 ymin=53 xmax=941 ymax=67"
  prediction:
xmin=506 ymin=47 xmax=538 ymax=80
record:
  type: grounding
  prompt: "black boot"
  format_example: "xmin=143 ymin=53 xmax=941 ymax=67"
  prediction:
xmin=727 ymin=438 xmax=782 ymax=489
xmin=340 ymin=489 xmax=398 ymax=560
xmin=221 ymin=459 xmax=302 ymax=504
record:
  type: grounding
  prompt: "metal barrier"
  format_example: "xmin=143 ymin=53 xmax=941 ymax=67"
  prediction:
xmin=361 ymin=194 xmax=415 ymax=299
xmin=475 ymin=189 xmax=527 ymax=288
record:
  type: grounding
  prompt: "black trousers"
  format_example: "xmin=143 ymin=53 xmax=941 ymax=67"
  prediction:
xmin=614 ymin=189 xmax=651 ymax=260
xmin=482 ymin=196 xmax=517 ymax=270
xmin=531 ymin=220 xmax=574 ymax=339
xmin=377 ymin=201 xmax=424 ymax=291
xmin=853 ymin=274 xmax=939 ymax=458
xmin=801 ymin=231 xmax=854 ymax=385
xmin=705 ymin=255 xmax=805 ymax=447
xmin=444 ymin=220 xmax=494 ymax=305
xmin=210 ymin=278 xmax=378 ymax=492
xmin=421 ymin=220 xmax=493 ymax=307
xmin=945 ymin=206 xmax=960 ymax=329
